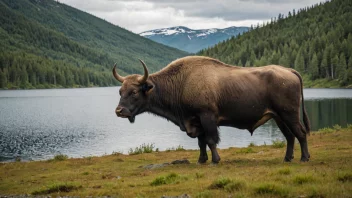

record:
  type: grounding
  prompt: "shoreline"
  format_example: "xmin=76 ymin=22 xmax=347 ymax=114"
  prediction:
xmin=1 ymin=126 xmax=351 ymax=197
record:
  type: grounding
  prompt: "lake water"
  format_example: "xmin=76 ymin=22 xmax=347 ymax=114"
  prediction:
xmin=0 ymin=87 xmax=352 ymax=162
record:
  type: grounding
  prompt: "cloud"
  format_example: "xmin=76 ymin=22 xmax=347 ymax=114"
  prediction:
xmin=59 ymin=0 xmax=325 ymax=33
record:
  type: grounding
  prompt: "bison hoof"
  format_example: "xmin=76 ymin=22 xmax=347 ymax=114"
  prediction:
xmin=284 ymin=156 xmax=294 ymax=162
xmin=197 ymin=161 xmax=207 ymax=165
xmin=197 ymin=159 xmax=208 ymax=164
xmin=300 ymin=157 xmax=309 ymax=162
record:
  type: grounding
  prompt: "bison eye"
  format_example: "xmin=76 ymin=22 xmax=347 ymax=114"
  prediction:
xmin=132 ymin=90 xmax=138 ymax=95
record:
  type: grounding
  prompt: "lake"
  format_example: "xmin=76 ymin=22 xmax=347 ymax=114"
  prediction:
xmin=0 ymin=87 xmax=352 ymax=162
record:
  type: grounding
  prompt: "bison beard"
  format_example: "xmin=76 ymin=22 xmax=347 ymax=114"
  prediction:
xmin=113 ymin=56 xmax=311 ymax=164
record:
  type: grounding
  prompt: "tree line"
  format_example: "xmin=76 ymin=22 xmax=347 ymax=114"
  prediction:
xmin=199 ymin=0 xmax=352 ymax=86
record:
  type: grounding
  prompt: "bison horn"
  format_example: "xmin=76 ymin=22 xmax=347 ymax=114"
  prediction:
xmin=138 ymin=59 xmax=149 ymax=84
xmin=112 ymin=63 xmax=125 ymax=83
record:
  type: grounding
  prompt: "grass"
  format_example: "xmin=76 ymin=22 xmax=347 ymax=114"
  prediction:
xmin=278 ymin=167 xmax=291 ymax=175
xmin=166 ymin=145 xmax=186 ymax=152
xmin=254 ymin=183 xmax=289 ymax=197
xmin=271 ymin=139 xmax=286 ymax=148
xmin=293 ymin=174 xmax=314 ymax=184
xmin=0 ymin=127 xmax=351 ymax=197
xmin=32 ymin=183 xmax=80 ymax=195
xmin=337 ymin=172 xmax=352 ymax=182
xmin=128 ymin=143 xmax=155 ymax=155
xmin=150 ymin=173 xmax=187 ymax=186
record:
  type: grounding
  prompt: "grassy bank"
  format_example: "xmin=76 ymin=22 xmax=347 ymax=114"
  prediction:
xmin=1 ymin=126 xmax=351 ymax=197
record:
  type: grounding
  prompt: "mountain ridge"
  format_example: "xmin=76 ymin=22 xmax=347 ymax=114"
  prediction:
xmin=140 ymin=26 xmax=249 ymax=53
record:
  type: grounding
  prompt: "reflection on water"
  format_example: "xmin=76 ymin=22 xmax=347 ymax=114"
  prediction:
xmin=306 ymin=99 xmax=352 ymax=131
xmin=0 ymin=88 xmax=351 ymax=162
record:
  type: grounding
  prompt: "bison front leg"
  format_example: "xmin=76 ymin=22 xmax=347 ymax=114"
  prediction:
xmin=200 ymin=113 xmax=221 ymax=164
xmin=197 ymin=135 xmax=208 ymax=164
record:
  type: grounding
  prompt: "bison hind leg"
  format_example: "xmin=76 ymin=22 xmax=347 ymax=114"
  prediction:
xmin=274 ymin=116 xmax=295 ymax=162
xmin=279 ymin=113 xmax=310 ymax=162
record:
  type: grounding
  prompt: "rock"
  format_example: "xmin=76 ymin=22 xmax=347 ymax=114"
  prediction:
xmin=171 ymin=159 xmax=190 ymax=165
xmin=140 ymin=159 xmax=190 ymax=169
xmin=142 ymin=163 xmax=170 ymax=169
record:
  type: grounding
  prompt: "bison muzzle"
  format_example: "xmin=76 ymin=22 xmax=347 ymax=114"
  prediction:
xmin=112 ymin=56 xmax=311 ymax=164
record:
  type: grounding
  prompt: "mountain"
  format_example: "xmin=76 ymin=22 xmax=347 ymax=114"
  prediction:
xmin=198 ymin=0 xmax=352 ymax=87
xmin=0 ymin=0 xmax=188 ymax=89
xmin=140 ymin=26 xmax=249 ymax=53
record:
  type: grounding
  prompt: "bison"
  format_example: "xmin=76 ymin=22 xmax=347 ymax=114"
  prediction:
xmin=113 ymin=56 xmax=310 ymax=164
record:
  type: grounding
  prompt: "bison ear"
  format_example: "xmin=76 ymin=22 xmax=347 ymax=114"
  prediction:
xmin=141 ymin=82 xmax=154 ymax=94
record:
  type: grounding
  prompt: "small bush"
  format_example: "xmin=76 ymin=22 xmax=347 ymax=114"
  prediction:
xmin=175 ymin=145 xmax=185 ymax=151
xmin=333 ymin=124 xmax=342 ymax=131
xmin=272 ymin=139 xmax=286 ymax=148
xmin=195 ymin=172 xmax=204 ymax=179
xmin=150 ymin=173 xmax=186 ymax=186
xmin=128 ymin=143 xmax=155 ymax=155
xmin=248 ymin=142 xmax=256 ymax=147
xmin=347 ymin=124 xmax=352 ymax=130
xmin=278 ymin=168 xmax=291 ymax=175
xmin=254 ymin=183 xmax=289 ymax=197
xmin=293 ymin=175 xmax=314 ymax=184
xmin=166 ymin=145 xmax=186 ymax=152
xmin=337 ymin=172 xmax=352 ymax=182
xmin=224 ymin=181 xmax=246 ymax=192
xmin=209 ymin=177 xmax=232 ymax=189
xmin=318 ymin=127 xmax=334 ymax=134
xmin=48 ymin=154 xmax=68 ymax=162
xmin=32 ymin=183 xmax=79 ymax=195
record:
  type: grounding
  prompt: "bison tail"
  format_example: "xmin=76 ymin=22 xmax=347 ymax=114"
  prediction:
xmin=291 ymin=70 xmax=311 ymax=135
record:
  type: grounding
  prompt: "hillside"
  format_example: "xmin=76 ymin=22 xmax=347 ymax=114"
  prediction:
xmin=140 ymin=26 xmax=248 ymax=53
xmin=0 ymin=0 xmax=188 ymax=89
xmin=199 ymin=0 xmax=352 ymax=87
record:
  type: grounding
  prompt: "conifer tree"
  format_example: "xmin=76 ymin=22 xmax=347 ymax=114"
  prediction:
xmin=294 ymin=50 xmax=305 ymax=73
xmin=308 ymin=53 xmax=319 ymax=80
xmin=336 ymin=54 xmax=347 ymax=80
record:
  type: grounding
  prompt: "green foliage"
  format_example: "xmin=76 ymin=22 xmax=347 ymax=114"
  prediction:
xmin=209 ymin=177 xmax=233 ymax=189
xmin=150 ymin=173 xmax=187 ymax=186
xmin=0 ymin=0 xmax=188 ymax=89
xmin=337 ymin=172 xmax=352 ymax=182
xmin=272 ymin=139 xmax=286 ymax=148
xmin=236 ymin=147 xmax=256 ymax=153
xmin=166 ymin=145 xmax=186 ymax=152
xmin=293 ymin=175 xmax=314 ymax=184
xmin=318 ymin=127 xmax=335 ymax=134
xmin=128 ymin=143 xmax=155 ymax=155
xmin=278 ymin=168 xmax=291 ymax=175
xmin=224 ymin=181 xmax=246 ymax=192
xmin=208 ymin=177 xmax=246 ymax=192
xmin=254 ymin=183 xmax=289 ymax=197
xmin=195 ymin=191 xmax=212 ymax=198
xmin=198 ymin=0 xmax=352 ymax=87
xmin=248 ymin=142 xmax=256 ymax=147
xmin=48 ymin=154 xmax=68 ymax=162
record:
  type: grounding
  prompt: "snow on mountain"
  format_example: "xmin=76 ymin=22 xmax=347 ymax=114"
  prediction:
xmin=139 ymin=26 xmax=249 ymax=53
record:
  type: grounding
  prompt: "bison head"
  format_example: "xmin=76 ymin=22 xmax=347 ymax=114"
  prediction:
xmin=113 ymin=59 xmax=154 ymax=123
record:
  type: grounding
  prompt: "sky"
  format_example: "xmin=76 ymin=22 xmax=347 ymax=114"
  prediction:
xmin=59 ymin=0 xmax=325 ymax=33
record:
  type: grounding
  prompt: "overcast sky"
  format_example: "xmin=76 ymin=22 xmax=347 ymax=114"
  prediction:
xmin=59 ymin=0 xmax=325 ymax=33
